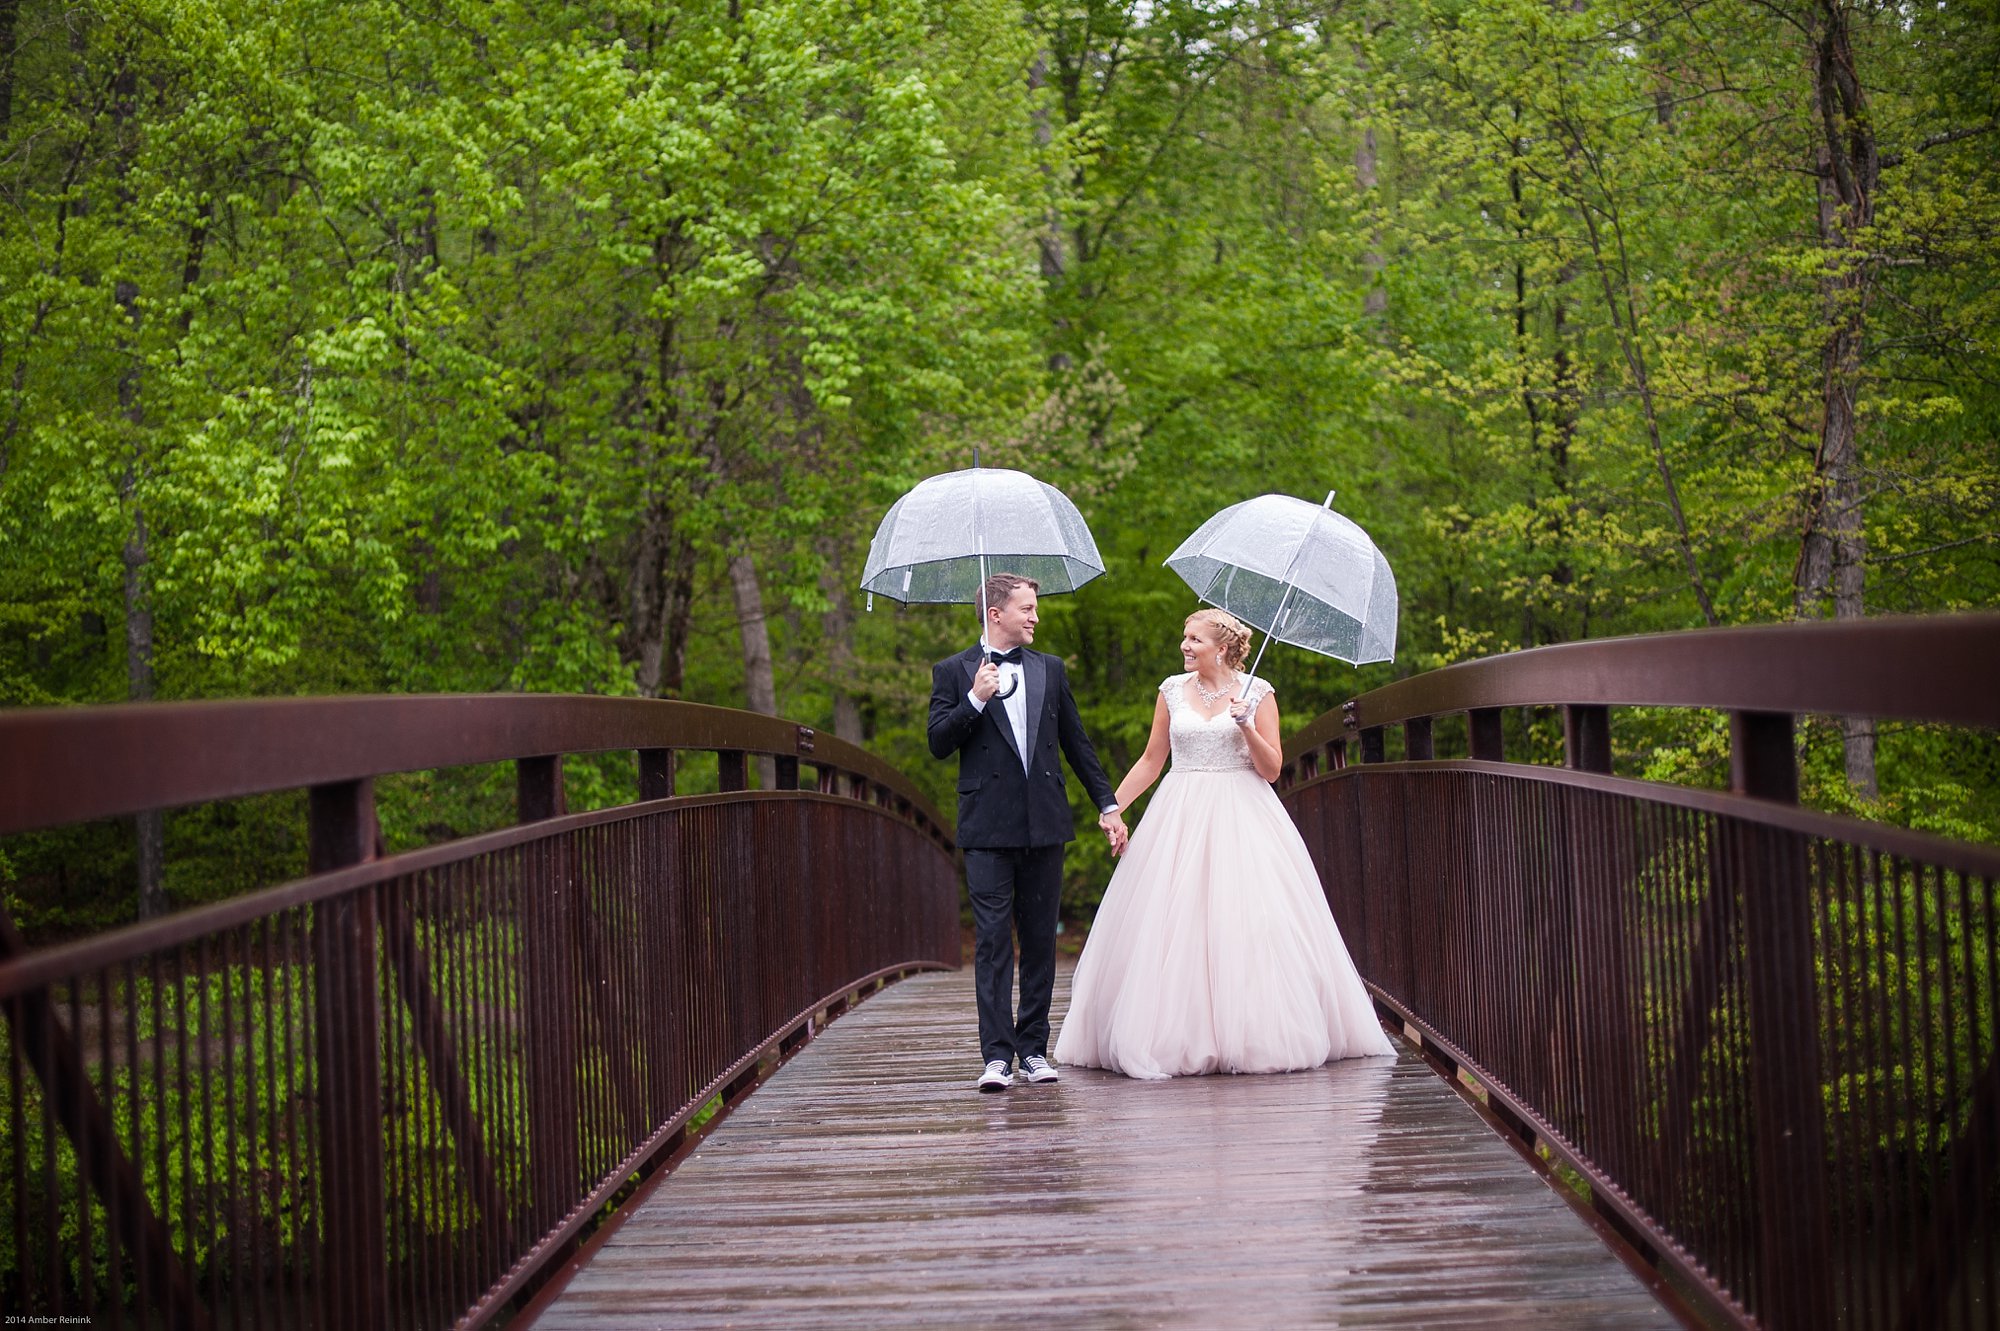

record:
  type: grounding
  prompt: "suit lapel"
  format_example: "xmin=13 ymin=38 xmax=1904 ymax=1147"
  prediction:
xmin=1023 ymin=649 xmax=1046 ymax=761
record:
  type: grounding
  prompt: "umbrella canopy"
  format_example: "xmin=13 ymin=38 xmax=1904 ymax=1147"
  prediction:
xmin=1166 ymin=491 xmax=1397 ymax=666
xmin=860 ymin=465 xmax=1105 ymax=605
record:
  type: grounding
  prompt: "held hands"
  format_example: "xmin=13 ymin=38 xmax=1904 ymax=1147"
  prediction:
xmin=971 ymin=660 xmax=1001 ymax=703
xmin=1098 ymin=809 xmax=1129 ymax=857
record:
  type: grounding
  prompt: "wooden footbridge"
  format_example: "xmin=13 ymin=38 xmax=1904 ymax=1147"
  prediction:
xmin=1 ymin=616 xmax=1995 ymax=1329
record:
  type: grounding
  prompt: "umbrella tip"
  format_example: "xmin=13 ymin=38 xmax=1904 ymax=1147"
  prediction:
xmin=1323 ymin=488 xmax=1337 ymax=508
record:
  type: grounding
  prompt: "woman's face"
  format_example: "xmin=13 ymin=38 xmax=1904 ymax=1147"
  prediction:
xmin=1181 ymin=622 xmax=1218 ymax=672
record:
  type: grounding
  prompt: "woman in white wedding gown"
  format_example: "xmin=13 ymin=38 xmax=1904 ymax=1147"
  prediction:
xmin=1053 ymin=609 xmax=1393 ymax=1079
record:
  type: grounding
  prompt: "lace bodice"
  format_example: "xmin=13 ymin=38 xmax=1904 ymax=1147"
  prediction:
xmin=1161 ymin=673 xmax=1271 ymax=773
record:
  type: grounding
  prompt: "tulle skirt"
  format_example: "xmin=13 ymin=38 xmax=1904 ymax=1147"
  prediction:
xmin=1054 ymin=768 xmax=1395 ymax=1080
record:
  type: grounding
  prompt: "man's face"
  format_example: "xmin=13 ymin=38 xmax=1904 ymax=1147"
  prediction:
xmin=988 ymin=586 xmax=1039 ymax=648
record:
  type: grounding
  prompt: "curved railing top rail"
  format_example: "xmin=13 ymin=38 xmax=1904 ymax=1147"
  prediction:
xmin=0 ymin=693 xmax=947 ymax=840
xmin=1285 ymin=612 xmax=2000 ymax=760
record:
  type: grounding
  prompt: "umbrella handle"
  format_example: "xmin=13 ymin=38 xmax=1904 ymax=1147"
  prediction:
xmin=987 ymin=654 xmax=1020 ymax=701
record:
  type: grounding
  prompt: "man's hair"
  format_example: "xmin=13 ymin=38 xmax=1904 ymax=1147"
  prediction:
xmin=982 ymin=571 xmax=1039 ymax=617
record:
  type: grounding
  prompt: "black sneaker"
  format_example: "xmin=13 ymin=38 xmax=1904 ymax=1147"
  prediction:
xmin=977 ymin=1059 xmax=1013 ymax=1092
xmin=1020 ymin=1054 xmax=1059 ymax=1084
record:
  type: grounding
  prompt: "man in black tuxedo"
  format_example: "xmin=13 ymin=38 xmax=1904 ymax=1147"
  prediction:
xmin=928 ymin=572 xmax=1128 ymax=1092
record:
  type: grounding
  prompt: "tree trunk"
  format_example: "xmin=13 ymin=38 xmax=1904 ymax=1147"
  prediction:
xmin=728 ymin=552 xmax=778 ymax=788
xmin=1027 ymin=51 xmax=1066 ymax=286
xmin=1357 ymin=124 xmax=1386 ymax=317
xmin=112 ymin=58 xmax=166 ymax=919
xmin=651 ymin=540 xmax=695 ymax=698
xmin=627 ymin=501 xmax=671 ymax=696
xmin=118 ymin=302 xmax=164 ymax=919
xmin=1562 ymin=135 xmax=1719 ymax=627
xmin=817 ymin=552 xmax=864 ymax=743
xmin=1548 ymin=290 xmax=1579 ymax=635
xmin=1794 ymin=0 xmax=1878 ymax=797
xmin=628 ymin=517 xmax=699 ymax=701
xmin=123 ymin=493 xmax=165 ymax=919
xmin=1355 ymin=39 xmax=1386 ymax=318
xmin=0 ymin=0 xmax=20 ymax=139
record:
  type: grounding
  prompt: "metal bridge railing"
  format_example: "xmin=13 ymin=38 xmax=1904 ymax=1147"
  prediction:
xmin=1279 ymin=613 xmax=2000 ymax=1331
xmin=0 ymin=696 xmax=960 ymax=1329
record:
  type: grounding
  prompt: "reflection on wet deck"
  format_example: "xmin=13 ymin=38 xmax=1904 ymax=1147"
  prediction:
xmin=528 ymin=966 xmax=1674 ymax=1328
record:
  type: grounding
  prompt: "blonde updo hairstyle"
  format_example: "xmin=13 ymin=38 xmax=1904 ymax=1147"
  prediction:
xmin=1184 ymin=608 xmax=1254 ymax=672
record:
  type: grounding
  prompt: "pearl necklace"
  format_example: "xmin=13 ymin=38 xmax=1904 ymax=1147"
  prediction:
xmin=1191 ymin=670 xmax=1238 ymax=708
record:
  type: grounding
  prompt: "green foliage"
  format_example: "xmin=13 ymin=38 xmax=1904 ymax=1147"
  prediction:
xmin=1 ymin=0 xmax=1995 ymax=932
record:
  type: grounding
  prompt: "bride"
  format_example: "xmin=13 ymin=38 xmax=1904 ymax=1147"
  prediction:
xmin=1053 ymin=608 xmax=1393 ymax=1079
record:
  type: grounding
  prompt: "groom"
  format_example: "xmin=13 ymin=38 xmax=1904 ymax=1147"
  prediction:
xmin=928 ymin=572 xmax=1127 ymax=1092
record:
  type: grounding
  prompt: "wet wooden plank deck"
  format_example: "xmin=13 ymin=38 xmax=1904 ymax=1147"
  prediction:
xmin=530 ymin=965 xmax=1674 ymax=1329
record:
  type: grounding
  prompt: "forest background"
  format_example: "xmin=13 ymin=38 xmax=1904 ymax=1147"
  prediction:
xmin=2 ymin=0 xmax=1995 ymax=936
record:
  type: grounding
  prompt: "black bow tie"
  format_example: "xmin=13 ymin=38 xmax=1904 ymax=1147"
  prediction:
xmin=989 ymin=647 xmax=1024 ymax=665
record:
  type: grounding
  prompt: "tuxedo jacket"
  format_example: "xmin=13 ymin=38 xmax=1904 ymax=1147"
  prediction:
xmin=927 ymin=645 xmax=1117 ymax=850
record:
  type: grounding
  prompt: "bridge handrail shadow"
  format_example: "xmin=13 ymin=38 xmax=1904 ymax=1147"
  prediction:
xmin=1278 ymin=613 xmax=2000 ymax=1331
xmin=0 ymin=695 xmax=960 ymax=1329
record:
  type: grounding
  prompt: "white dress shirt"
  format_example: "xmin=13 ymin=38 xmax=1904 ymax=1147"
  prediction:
xmin=967 ymin=638 xmax=1030 ymax=770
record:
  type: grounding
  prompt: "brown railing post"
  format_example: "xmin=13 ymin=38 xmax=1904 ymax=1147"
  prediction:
xmin=1359 ymin=727 xmax=1386 ymax=764
xmin=1404 ymin=716 xmax=1434 ymax=761
xmin=1724 ymin=710 xmax=1832 ymax=1327
xmin=1728 ymin=711 xmax=1796 ymax=803
xmin=518 ymin=755 xmax=566 ymax=821
xmin=1566 ymin=784 xmax=1640 ymax=1244
xmin=1469 ymin=708 xmax=1505 ymax=761
xmin=307 ymin=778 xmax=388 ymax=1331
xmin=783 ymin=726 xmax=813 ymax=792
xmin=1563 ymin=705 xmax=1611 ymax=773
xmin=639 ymin=748 xmax=675 ymax=801
xmin=718 ymin=750 xmax=748 ymax=792
xmin=515 ymin=757 xmax=580 ymax=1234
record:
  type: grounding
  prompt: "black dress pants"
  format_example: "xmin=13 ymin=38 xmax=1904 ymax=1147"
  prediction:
xmin=964 ymin=844 xmax=1064 ymax=1066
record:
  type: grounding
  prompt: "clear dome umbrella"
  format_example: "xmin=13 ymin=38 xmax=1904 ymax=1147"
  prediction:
xmin=1166 ymin=490 xmax=1397 ymax=676
xmin=860 ymin=459 xmax=1106 ymax=697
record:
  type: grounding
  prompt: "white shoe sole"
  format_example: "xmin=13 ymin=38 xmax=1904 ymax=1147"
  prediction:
xmin=977 ymin=1076 xmax=1012 ymax=1092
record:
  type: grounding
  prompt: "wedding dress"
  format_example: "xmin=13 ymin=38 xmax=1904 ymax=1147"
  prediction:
xmin=1053 ymin=674 xmax=1394 ymax=1079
